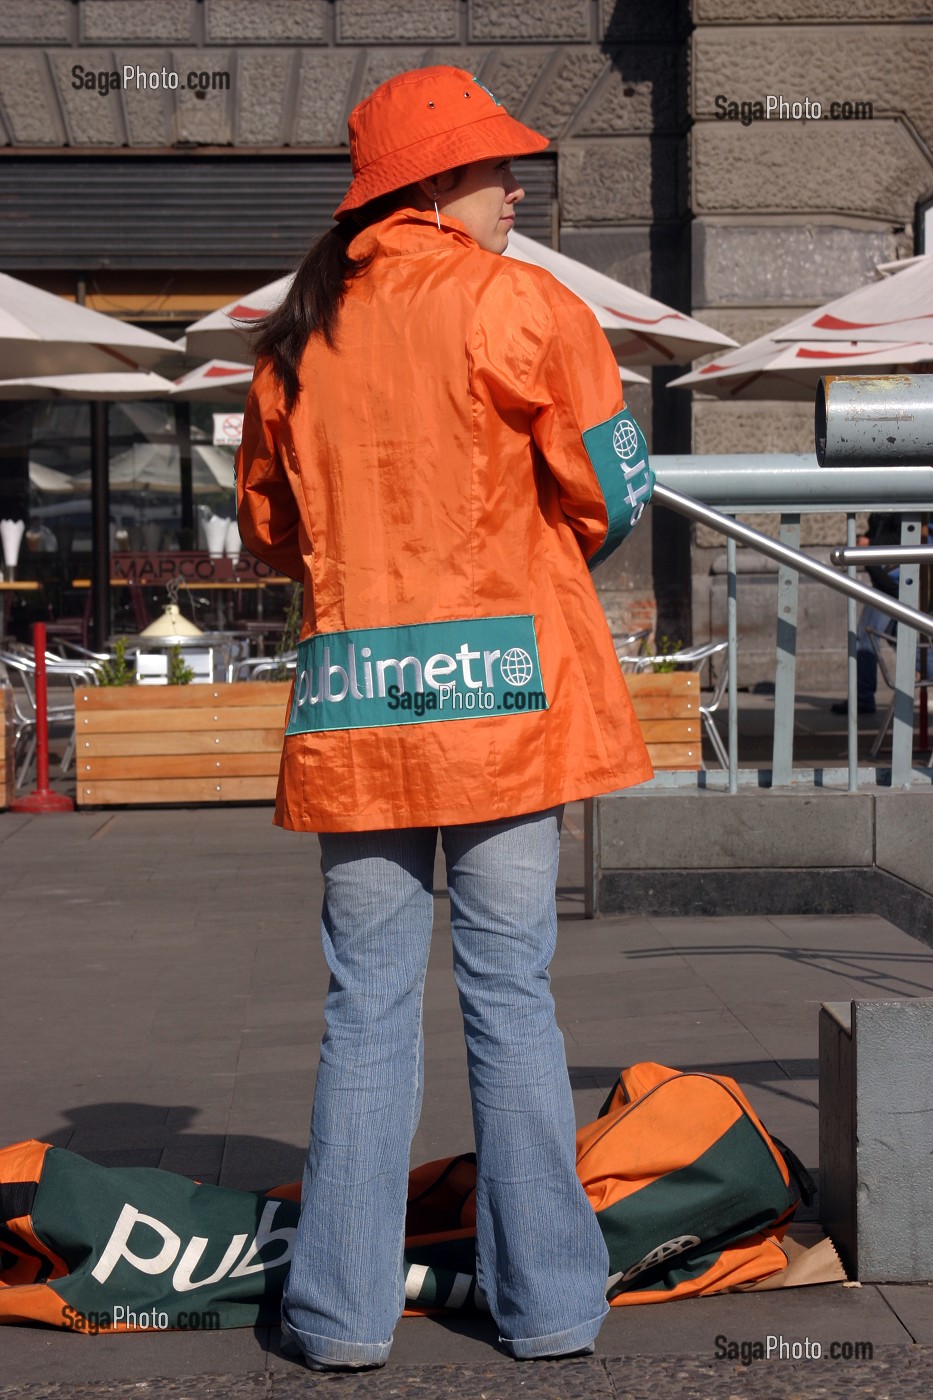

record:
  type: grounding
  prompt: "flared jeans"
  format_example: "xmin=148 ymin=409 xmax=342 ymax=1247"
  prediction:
xmin=280 ymin=806 xmax=609 ymax=1366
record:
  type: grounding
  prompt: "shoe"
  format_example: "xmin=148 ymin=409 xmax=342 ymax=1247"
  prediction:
xmin=831 ymin=699 xmax=876 ymax=716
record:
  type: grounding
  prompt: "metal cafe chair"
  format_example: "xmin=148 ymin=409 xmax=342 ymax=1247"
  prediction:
xmin=0 ymin=648 xmax=96 ymax=786
xmin=868 ymin=627 xmax=933 ymax=764
xmin=629 ymin=639 xmax=731 ymax=771
xmin=612 ymin=627 xmax=651 ymax=669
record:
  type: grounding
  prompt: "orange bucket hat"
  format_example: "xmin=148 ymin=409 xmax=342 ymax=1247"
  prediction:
xmin=333 ymin=65 xmax=549 ymax=220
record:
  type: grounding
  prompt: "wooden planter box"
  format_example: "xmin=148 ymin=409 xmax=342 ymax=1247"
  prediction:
xmin=624 ymin=670 xmax=702 ymax=770
xmin=74 ymin=681 xmax=292 ymax=807
xmin=0 ymin=687 xmax=14 ymax=808
xmin=72 ymin=670 xmax=702 ymax=808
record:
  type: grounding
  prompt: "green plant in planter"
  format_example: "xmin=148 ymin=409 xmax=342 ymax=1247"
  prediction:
xmin=94 ymin=636 xmax=135 ymax=687
xmin=650 ymin=634 xmax=683 ymax=674
xmin=271 ymin=583 xmax=302 ymax=681
xmin=167 ymin=643 xmax=195 ymax=685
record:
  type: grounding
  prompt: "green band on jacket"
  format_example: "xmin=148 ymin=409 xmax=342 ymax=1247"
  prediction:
xmin=582 ymin=408 xmax=654 ymax=569
xmin=286 ymin=615 xmax=548 ymax=735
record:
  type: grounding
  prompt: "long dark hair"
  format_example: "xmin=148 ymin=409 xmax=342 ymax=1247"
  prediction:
xmin=249 ymin=191 xmax=409 ymax=411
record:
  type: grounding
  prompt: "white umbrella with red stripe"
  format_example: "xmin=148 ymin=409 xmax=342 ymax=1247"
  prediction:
xmin=184 ymin=241 xmax=734 ymax=368
xmin=170 ymin=360 xmax=254 ymax=402
xmin=0 ymin=271 xmax=182 ymax=379
xmin=771 ymin=255 xmax=933 ymax=345
xmin=668 ymin=331 xmax=933 ymax=401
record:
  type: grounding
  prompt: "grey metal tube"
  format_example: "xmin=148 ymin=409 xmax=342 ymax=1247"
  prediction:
xmin=816 ymin=374 xmax=933 ymax=468
xmin=830 ymin=545 xmax=933 ymax=567
xmin=652 ymin=482 xmax=933 ymax=637
xmin=653 ymin=455 xmax=933 ymax=509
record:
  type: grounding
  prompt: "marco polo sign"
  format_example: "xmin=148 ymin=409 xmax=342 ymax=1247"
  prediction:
xmin=111 ymin=552 xmax=283 ymax=583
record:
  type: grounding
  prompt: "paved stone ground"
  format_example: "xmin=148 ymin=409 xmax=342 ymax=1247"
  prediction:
xmin=2 ymin=803 xmax=933 ymax=1398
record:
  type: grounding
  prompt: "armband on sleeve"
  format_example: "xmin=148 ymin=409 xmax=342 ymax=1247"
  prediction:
xmin=581 ymin=408 xmax=655 ymax=570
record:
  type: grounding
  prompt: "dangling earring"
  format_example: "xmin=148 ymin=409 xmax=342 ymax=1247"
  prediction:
xmin=432 ymin=192 xmax=441 ymax=230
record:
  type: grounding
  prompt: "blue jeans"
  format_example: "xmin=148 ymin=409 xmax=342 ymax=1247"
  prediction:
xmin=281 ymin=807 xmax=609 ymax=1366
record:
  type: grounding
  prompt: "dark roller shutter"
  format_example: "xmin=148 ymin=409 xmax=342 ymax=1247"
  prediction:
xmin=0 ymin=155 xmax=557 ymax=270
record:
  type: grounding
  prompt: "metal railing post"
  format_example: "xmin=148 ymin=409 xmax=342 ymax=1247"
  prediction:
xmin=846 ymin=514 xmax=858 ymax=793
xmin=772 ymin=513 xmax=800 ymax=786
xmin=892 ymin=517 xmax=922 ymax=788
xmin=726 ymin=535 xmax=739 ymax=793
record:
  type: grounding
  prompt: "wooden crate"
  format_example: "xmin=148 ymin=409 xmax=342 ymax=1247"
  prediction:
xmin=624 ymin=670 xmax=702 ymax=770
xmin=74 ymin=681 xmax=292 ymax=807
xmin=0 ymin=687 xmax=14 ymax=808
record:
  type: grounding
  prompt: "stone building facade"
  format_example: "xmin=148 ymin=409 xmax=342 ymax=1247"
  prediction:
xmin=0 ymin=1 xmax=930 ymax=684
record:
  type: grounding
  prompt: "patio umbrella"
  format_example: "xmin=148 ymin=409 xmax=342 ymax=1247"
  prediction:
xmin=0 ymin=371 xmax=177 ymax=400
xmin=771 ymin=254 xmax=933 ymax=345
xmin=505 ymin=232 xmax=737 ymax=364
xmin=184 ymin=278 xmax=291 ymax=365
xmin=185 ymin=242 xmax=735 ymax=368
xmin=0 ymin=272 xmax=183 ymax=378
xmin=28 ymin=461 xmax=79 ymax=494
xmin=668 ymin=331 xmax=933 ymax=401
xmin=75 ymin=442 xmax=234 ymax=495
xmin=170 ymin=360 xmax=254 ymax=402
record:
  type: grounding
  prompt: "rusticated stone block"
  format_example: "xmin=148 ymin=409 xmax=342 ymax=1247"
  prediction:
xmin=692 ymin=399 xmax=814 ymax=459
xmin=695 ymin=0 xmax=931 ymax=20
xmin=206 ymin=0 xmax=328 ymax=43
xmin=692 ymin=222 xmax=904 ymax=308
xmin=600 ymin=0 xmax=690 ymax=43
xmin=0 ymin=52 xmax=67 ymax=143
xmin=471 ymin=0 xmax=591 ymax=42
xmin=558 ymin=227 xmax=653 ymax=296
xmin=338 ymin=0 xmax=458 ymax=43
xmin=560 ymin=138 xmax=684 ymax=223
xmin=361 ymin=49 xmax=433 ymax=97
xmin=50 ymin=51 xmax=126 ymax=145
xmin=292 ymin=50 xmax=358 ymax=146
xmin=694 ymin=27 xmax=933 ymax=152
xmin=523 ymin=51 xmax=608 ymax=140
xmin=484 ymin=48 xmax=553 ymax=118
xmin=119 ymin=50 xmax=175 ymax=145
xmin=82 ymin=0 xmax=194 ymax=43
xmin=170 ymin=48 xmax=233 ymax=145
xmin=234 ymin=50 xmax=293 ymax=146
xmin=574 ymin=48 xmax=685 ymax=136
xmin=693 ymin=122 xmax=932 ymax=225
xmin=428 ymin=48 xmax=493 ymax=75
xmin=0 ymin=0 xmax=70 ymax=42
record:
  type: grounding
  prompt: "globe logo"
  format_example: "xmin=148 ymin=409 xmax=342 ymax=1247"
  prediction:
xmin=500 ymin=647 xmax=533 ymax=687
xmin=612 ymin=418 xmax=640 ymax=460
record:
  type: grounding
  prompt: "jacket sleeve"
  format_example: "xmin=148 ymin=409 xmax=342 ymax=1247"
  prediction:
xmin=235 ymin=361 xmax=304 ymax=581
xmin=525 ymin=284 xmax=654 ymax=568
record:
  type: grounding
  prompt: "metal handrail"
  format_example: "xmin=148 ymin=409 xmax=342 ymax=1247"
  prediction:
xmin=651 ymin=482 xmax=933 ymax=791
xmin=830 ymin=545 xmax=933 ymax=567
xmin=653 ymin=483 xmax=933 ymax=638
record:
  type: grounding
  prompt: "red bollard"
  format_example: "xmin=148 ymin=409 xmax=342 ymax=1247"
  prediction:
xmin=11 ymin=621 xmax=74 ymax=813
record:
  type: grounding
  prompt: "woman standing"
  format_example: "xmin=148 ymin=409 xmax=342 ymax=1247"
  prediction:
xmin=237 ymin=65 xmax=654 ymax=1370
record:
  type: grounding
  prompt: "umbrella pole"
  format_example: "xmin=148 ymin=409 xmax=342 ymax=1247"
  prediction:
xmin=175 ymin=400 xmax=195 ymax=547
xmin=90 ymin=401 xmax=111 ymax=650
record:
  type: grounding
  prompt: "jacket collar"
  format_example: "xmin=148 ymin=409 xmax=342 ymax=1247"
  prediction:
xmin=348 ymin=206 xmax=480 ymax=260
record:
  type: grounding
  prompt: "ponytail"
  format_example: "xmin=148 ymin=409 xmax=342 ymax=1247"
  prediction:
xmin=248 ymin=191 xmax=411 ymax=412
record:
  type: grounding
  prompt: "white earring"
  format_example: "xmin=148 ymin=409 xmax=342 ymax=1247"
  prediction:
xmin=432 ymin=193 xmax=441 ymax=230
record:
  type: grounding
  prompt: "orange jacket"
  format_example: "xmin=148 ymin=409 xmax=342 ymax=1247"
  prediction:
xmin=236 ymin=208 xmax=653 ymax=832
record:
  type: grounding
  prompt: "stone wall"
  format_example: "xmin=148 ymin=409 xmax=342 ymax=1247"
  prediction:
xmin=689 ymin=1 xmax=932 ymax=687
